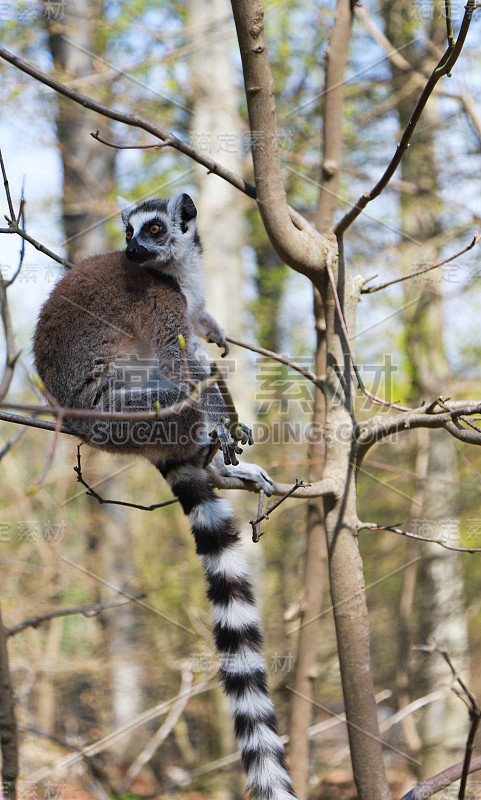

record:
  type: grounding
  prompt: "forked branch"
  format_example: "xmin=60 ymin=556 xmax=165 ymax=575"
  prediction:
xmin=231 ymin=0 xmax=329 ymax=276
xmin=357 ymin=401 xmax=481 ymax=455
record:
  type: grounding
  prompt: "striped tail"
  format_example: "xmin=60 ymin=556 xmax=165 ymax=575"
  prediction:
xmin=160 ymin=460 xmax=298 ymax=800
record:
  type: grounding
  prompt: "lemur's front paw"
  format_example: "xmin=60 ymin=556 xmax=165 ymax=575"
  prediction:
xmin=210 ymin=422 xmax=243 ymax=466
xmin=236 ymin=464 xmax=274 ymax=496
xmin=207 ymin=331 xmax=229 ymax=357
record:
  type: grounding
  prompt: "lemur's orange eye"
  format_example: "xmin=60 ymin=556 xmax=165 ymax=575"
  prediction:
xmin=150 ymin=224 xmax=160 ymax=235
xmin=126 ymin=230 xmax=133 ymax=240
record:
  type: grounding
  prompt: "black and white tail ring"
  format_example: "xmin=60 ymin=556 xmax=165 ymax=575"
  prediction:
xmin=159 ymin=460 xmax=298 ymax=800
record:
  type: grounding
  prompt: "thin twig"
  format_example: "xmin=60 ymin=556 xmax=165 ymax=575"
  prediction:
xmin=327 ymin=249 xmax=410 ymax=411
xmin=445 ymin=0 xmax=455 ymax=52
xmin=0 ymin=154 xmax=22 ymax=401
xmin=249 ymin=480 xmax=309 ymax=539
xmin=227 ymin=335 xmax=325 ymax=392
xmin=0 ymin=271 xmax=21 ymax=403
xmin=6 ymin=185 xmax=27 ymax=288
xmin=0 ymin=425 xmax=27 ymax=461
xmin=0 ymin=45 xmax=312 ymax=235
xmin=36 ymin=405 xmax=63 ymax=487
xmin=414 ymin=643 xmax=480 ymax=800
xmin=5 ymin=596 xmax=146 ymax=637
xmin=252 ymin=490 xmax=265 ymax=543
xmin=74 ymin=445 xmax=178 ymax=512
xmin=459 ymin=706 xmax=480 ymax=799
xmin=360 ymin=522 xmax=481 ymax=553
xmin=335 ymin=0 xmax=476 ymax=235
xmin=0 ymin=225 xmax=72 ymax=269
xmin=91 ymin=130 xmax=175 ymax=150
xmin=0 ymin=150 xmax=16 ymax=223
xmin=362 ymin=233 xmax=481 ymax=294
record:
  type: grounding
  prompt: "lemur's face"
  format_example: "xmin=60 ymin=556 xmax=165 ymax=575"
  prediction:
xmin=121 ymin=193 xmax=198 ymax=269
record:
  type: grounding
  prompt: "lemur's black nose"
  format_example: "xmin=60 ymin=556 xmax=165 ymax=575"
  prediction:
xmin=126 ymin=242 xmax=150 ymax=263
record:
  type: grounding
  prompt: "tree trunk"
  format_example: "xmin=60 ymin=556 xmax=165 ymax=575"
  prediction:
xmin=189 ymin=1 xmax=247 ymax=793
xmin=381 ymin=0 xmax=471 ymax=773
xmin=321 ymin=259 xmax=391 ymax=800
xmin=288 ymin=293 xmax=327 ymax=800
xmin=0 ymin=605 xmax=17 ymax=800
xmin=418 ymin=432 xmax=470 ymax=777
xmin=46 ymin=0 xmax=116 ymax=260
xmin=46 ymin=3 xmax=143 ymax=763
xmin=189 ymin=0 xmax=250 ymax=420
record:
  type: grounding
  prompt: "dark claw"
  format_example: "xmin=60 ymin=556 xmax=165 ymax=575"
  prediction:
xmin=210 ymin=423 xmax=239 ymax=466
xmin=234 ymin=422 xmax=254 ymax=447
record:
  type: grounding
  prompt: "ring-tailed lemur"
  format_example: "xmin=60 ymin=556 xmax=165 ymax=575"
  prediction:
xmin=33 ymin=193 xmax=299 ymax=800
xmin=118 ymin=193 xmax=230 ymax=357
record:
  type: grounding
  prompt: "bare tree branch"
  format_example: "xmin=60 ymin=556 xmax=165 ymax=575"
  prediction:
xmin=360 ymin=522 xmax=481 ymax=554
xmin=0 ymin=273 xmax=21 ymax=403
xmin=0 ymin=151 xmax=72 ymax=268
xmin=362 ymin=233 xmax=480 ymax=295
xmin=74 ymin=444 xmax=179 ymax=511
xmin=400 ymin=755 xmax=481 ymax=800
xmin=0 ymin=151 xmax=16 ymax=223
xmin=414 ymin=643 xmax=481 ymax=800
xmin=1 ymin=367 xmax=221 ymax=422
xmin=91 ymin=129 xmax=175 ymax=150
xmin=0 ymin=225 xmax=73 ymax=269
xmin=249 ymin=479 xmax=309 ymax=540
xmin=0 ymin=45 xmax=311 ymax=236
xmin=0 ymin=409 xmax=65 ymax=433
xmin=0 ymin=411 xmax=334 ymax=498
xmin=5 ymin=596 xmax=146 ymax=637
xmin=227 ymin=335 xmax=326 ymax=392
xmin=327 ymin=249 xmax=411 ymax=410
xmin=6 ymin=183 xmax=27 ymax=288
xmin=355 ymin=3 xmax=481 ymax=143
xmin=357 ymin=401 xmax=481 ymax=454
xmin=230 ymin=0 xmax=329 ymax=277
xmin=335 ymin=0 xmax=477 ymax=236
xmin=0 ymin=154 xmax=28 ymax=400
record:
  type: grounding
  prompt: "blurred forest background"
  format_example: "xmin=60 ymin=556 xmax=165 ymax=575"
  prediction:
xmin=1 ymin=0 xmax=481 ymax=798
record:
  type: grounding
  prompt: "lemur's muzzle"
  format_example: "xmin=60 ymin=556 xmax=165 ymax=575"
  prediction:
xmin=126 ymin=241 xmax=151 ymax=263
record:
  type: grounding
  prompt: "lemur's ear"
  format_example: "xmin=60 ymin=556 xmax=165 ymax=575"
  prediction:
xmin=117 ymin=195 xmax=134 ymax=226
xmin=168 ymin=193 xmax=197 ymax=233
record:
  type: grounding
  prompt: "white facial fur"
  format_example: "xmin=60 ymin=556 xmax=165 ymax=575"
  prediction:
xmin=121 ymin=195 xmax=205 ymax=317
